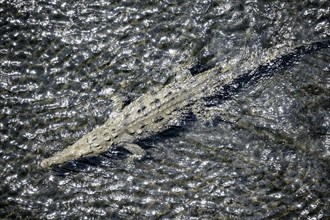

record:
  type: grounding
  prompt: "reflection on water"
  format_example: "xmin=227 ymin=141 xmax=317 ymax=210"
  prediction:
xmin=0 ymin=0 xmax=329 ymax=219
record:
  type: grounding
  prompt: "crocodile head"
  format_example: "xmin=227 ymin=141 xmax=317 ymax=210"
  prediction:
xmin=41 ymin=131 xmax=114 ymax=168
xmin=41 ymin=142 xmax=94 ymax=168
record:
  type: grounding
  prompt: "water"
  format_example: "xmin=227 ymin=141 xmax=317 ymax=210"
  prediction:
xmin=1 ymin=0 xmax=329 ymax=219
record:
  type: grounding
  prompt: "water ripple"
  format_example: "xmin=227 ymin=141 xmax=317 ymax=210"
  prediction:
xmin=0 ymin=0 xmax=329 ymax=219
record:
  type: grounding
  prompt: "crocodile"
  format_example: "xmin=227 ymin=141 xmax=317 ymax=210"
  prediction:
xmin=41 ymin=40 xmax=329 ymax=168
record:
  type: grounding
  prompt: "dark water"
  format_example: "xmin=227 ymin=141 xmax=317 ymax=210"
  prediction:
xmin=1 ymin=0 xmax=329 ymax=219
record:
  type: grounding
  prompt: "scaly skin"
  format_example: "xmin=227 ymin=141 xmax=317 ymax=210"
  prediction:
xmin=41 ymin=65 xmax=222 ymax=168
xmin=41 ymin=40 xmax=329 ymax=168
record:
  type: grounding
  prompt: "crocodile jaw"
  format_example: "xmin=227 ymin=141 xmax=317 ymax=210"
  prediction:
xmin=40 ymin=142 xmax=94 ymax=168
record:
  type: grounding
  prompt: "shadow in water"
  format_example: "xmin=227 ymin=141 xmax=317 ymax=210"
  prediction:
xmin=204 ymin=40 xmax=330 ymax=106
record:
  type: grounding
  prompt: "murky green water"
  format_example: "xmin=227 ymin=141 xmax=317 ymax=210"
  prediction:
xmin=1 ymin=0 xmax=329 ymax=219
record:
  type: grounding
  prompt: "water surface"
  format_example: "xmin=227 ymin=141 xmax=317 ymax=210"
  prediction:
xmin=0 ymin=0 xmax=329 ymax=219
